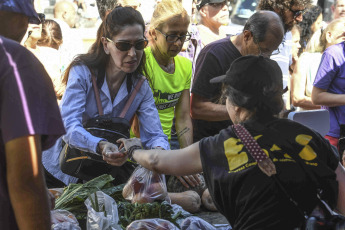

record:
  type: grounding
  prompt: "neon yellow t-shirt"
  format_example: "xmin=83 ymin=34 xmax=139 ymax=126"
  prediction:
xmin=144 ymin=47 xmax=192 ymax=141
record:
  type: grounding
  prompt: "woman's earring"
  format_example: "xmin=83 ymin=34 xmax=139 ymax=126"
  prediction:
xmin=155 ymin=37 xmax=157 ymax=41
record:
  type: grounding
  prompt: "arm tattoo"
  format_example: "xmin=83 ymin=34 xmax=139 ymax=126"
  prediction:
xmin=177 ymin=127 xmax=190 ymax=138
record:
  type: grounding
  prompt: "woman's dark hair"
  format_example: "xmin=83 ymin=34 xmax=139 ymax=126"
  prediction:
xmin=37 ymin=19 xmax=63 ymax=50
xmin=62 ymin=6 xmax=146 ymax=85
xmin=298 ymin=5 xmax=322 ymax=49
xmin=222 ymin=56 xmax=284 ymax=121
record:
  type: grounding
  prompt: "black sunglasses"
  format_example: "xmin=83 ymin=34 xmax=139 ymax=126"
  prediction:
xmin=29 ymin=13 xmax=45 ymax=24
xmin=106 ymin=38 xmax=148 ymax=51
xmin=155 ymin=29 xmax=191 ymax=43
xmin=289 ymin=8 xmax=305 ymax=18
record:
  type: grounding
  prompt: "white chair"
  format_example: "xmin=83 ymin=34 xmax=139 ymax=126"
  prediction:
xmin=288 ymin=109 xmax=330 ymax=136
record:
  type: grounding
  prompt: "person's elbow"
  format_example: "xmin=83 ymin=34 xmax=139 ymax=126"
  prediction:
xmin=311 ymin=87 xmax=321 ymax=105
xmin=291 ymin=94 xmax=303 ymax=107
xmin=190 ymin=100 xmax=204 ymax=119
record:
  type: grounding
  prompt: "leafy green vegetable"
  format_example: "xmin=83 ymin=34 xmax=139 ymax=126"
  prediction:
xmin=117 ymin=201 xmax=186 ymax=229
xmin=54 ymin=174 xmax=125 ymax=220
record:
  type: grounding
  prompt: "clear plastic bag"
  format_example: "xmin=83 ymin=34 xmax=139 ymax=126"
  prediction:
xmin=84 ymin=191 xmax=121 ymax=230
xmin=126 ymin=218 xmax=178 ymax=230
xmin=122 ymin=166 xmax=169 ymax=204
xmin=51 ymin=209 xmax=81 ymax=230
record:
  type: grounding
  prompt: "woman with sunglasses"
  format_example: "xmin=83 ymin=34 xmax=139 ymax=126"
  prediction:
xmin=141 ymin=0 xmax=202 ymax=190
xmin=42 ymin=7 xmax=169 ymax=188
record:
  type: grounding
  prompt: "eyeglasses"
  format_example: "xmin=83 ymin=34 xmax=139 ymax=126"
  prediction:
xmin=106 ymin=37 xmax=148 ymax=51
xmin=29 ymin=13 xmax=45 ymax=24
xmin=255 ymin=39 xmax=280 ymax=57
xmin=205 ymin=1 xmax=228 ymax=9
xmin=155 ymin=29 xmax=191 ymax=43
xmin=289 ymin=8 xmax=305 ymax=19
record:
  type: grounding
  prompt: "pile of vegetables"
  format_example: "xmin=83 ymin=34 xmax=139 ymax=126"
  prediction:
xmin=117 ymin=201 xmax=185 ymax=229
xmin=54 ymin=174 xmax=190 ymax=229
xmin=54 ymin=174 xmax=125 ymax=220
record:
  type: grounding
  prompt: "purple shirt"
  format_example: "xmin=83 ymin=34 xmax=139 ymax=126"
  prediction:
xmin=0 ymin=36 xmax=65 ymax=229
xmin=313 ymin=42 xmax=345 ymax=138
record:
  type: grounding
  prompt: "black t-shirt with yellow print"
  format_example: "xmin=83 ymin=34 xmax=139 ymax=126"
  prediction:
xmin=199 ymin=118 xmax=339 ymax=230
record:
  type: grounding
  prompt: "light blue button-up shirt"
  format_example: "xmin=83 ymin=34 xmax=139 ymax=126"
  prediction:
xmin=42 ymin=65 xmax=169 ymax=185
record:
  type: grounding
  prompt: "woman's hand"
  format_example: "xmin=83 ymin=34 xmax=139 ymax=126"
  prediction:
xmin=117 ymin=138 xmax=142 ymax=153
xmin=98 ymin=141 xmax=127 ymax=166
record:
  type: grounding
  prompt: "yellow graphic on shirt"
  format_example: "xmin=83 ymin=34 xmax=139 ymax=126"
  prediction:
xmin=296 ymin=134 xmax=317 ymax=161
xmin=224 ymin=135 xmax=262 ymax=171
xmin=224 ymin=137 xmax=248 ymax=171
xmin=224 ymin=133 xmax=317 ymax=172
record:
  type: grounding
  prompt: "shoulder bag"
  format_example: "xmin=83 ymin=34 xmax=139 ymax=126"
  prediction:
xmin=59 ymin=71 xmax=145 ymax=184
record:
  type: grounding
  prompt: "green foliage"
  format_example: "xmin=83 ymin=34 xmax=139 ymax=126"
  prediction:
xmin=117 ymin=201 xmax=185 ymax=229
xmin=54 ymin=174 xmax=125 ymax=220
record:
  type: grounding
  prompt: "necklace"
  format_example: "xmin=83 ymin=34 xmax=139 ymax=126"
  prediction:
xmin=159 ymin=59 xmax=175 ymax=74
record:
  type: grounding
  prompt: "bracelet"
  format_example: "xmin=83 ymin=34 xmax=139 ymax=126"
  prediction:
xmin=127 ymin=145 xmax=142 ymax=163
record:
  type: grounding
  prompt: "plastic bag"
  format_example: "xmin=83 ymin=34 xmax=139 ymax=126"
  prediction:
xmin=49 ymin=188 xmax=64 ymax=199
xmin=126 ymin=218 xmax=178 ymax=230
xmin=51 ymin=209 xmax=81 ymax=230
xmin=122 ymin=166 xmax=169 ymax=204
xmin=180 ymin=216 xmax=232 ymax=230
xmin=84 ymin=191 xmax=121 ymax=230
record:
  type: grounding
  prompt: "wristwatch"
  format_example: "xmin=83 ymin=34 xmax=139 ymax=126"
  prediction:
xmin=127 ymin=145 xmax=142 ymax=163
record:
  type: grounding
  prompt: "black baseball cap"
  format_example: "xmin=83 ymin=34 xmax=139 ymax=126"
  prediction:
xmin=210 ymin=55 xmax=283 ymax=95
xmin=196 ymin=0 xmax=226 ymax=10
xmin=0 ymin=0 xmax=40 ymax=24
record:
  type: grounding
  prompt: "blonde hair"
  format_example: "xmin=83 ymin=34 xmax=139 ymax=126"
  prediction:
xmin=150 ymin=0 xmax=190 ymax=30
xmin=306 ymin=19 xmax=345 ymax=53
xmin=319 ymin=19 xmax=345 ymax=51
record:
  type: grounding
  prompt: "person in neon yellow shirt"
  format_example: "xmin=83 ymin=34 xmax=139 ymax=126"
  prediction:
xmin=144 ymin=0 xmax=200 ymax=188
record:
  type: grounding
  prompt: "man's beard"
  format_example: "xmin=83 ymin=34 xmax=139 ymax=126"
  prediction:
xmin=284 ymin=20 xmax=295 ymax=32
xmin=281 ymin=10 xmax=295 ymax=32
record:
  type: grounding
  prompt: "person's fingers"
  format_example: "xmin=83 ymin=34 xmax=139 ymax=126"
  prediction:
xmin=177 ymin=176 xmax=189 ymax=188
xmin=184 ymin=175 xmax=197 ymax=187
xmin=104 ymin=152 xmax=125 ymax=159
xmin=103 ymin=155 xmax=127 ymax=166
xmin=117 ymin=138 xmax=125 ymax=144
xmin=192 ymin=174 xmax=201 ymax=185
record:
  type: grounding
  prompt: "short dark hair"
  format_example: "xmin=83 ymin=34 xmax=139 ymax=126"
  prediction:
xmin=96 ymin=0 xmax=118 ymax=20
xmin=243 ymin=11 xmax=284 ymax=43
